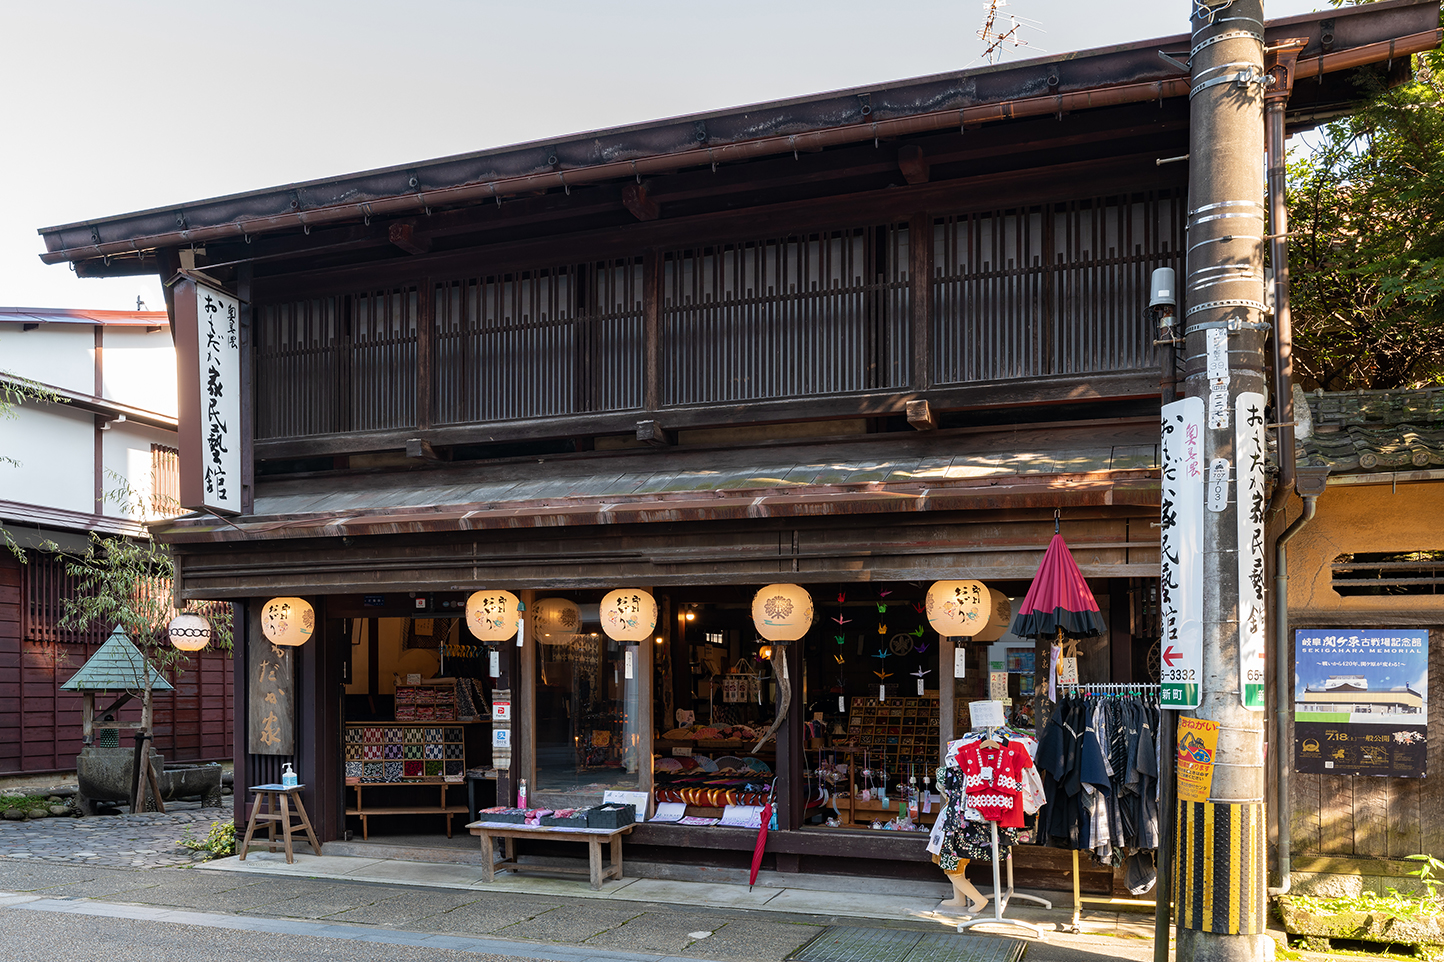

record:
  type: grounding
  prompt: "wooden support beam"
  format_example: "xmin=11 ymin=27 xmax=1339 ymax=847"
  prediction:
xmin=388 ymin=221 xmax=431 ymax=255
xmin=898 ymin=145 xmax=931 ymax=185
xmin=636 ymin=420 xmax=672 ymax=447
xmin=906 ymin=399 xmax=937 ymax=430
xmin=406 ymin=438 xmax=444 ymax=462
xmin=622 ymin=182 xmax=661 ymax=221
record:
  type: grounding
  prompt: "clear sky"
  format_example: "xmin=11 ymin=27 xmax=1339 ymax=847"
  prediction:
xmin=1 ymin=0 xmax=1327 ymax=312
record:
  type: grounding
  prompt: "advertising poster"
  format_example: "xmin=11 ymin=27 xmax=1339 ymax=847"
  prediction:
xmin=1176 ymin=716 xmax=1220 ymax=802
xmin=1295 ymin=629 xmax=1428 ymax=777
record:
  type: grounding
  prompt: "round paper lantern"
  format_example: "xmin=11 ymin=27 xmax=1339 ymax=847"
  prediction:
xmin=972 ymin=589 xmax=1014 ymax=642
xmin=466 ymin=590 xmax=521 ymax=642
xmin=261 ymin=597 xmax=314 ymax=647
xmin=752 ymin=583 xmax=813 ymax=641
xmin=534 ymin=597 xmax=581 ymax=641
xmin=925 ymin=580 xmax=989 ymax=637
xmin=168 ymin=611 xmax=212 ymax=652
xmin=599 ymin=589 xmax=658 ymax=642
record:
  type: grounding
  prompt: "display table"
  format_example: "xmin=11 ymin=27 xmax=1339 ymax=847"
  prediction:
xmin=467 ymin=820 xmax=632 ymax=890
xmin=347 ymin=781 xmax=468 ymax=839
xmin=240 ymin=783 xmax=322 ymax=864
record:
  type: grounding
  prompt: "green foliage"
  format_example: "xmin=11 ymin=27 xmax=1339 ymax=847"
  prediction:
xmin=59 ymin=476 xmax=233 ymax=701
xmin=1288 ymin=889 xmax=1441 ymax=921
xmin=1408 ymin=854 xmax=1444 ymax=901
xmin=1287 ymin=38 xmax=1444 ymax=390
xmin=179 ymin=821 xmax=236 ymax=859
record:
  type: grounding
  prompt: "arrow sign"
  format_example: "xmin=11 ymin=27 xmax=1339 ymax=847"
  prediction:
xmin=1163 ymin=646 xmax=1182 ymax=668
xmin=1159 ymin=397 xmax=1204 ymax=710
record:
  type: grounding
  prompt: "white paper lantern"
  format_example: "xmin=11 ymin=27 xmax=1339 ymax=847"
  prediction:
xmin=534 ymin=597 xmax=581 ymax=641
xmin=466 ymin=590 xmax=521 ymax=642
xmin=925 ymin=581 xmax=989 ymax=637
xmin=751 ymin=583 xmax=813 ymax=641
xmin=261 ymin=597 xmax=314 ymax=647
xmin=168 ymin=611 xmax=212 ymax=652
xmin=972 ymin=589 xmax=1014 ymax=642
xmin=599 ymin=589 xmax=657 ymax=642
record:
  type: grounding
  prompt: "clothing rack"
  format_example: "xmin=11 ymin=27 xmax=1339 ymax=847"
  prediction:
xmin=956 ymin=726 xmax=1046 ymax=940
xmin=1053 ymin=683 xmax=1161 ymax=934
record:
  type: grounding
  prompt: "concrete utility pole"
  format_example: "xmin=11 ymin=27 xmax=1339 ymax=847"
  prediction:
xmin=1178 ymin=2 xmax=1270 ymax=962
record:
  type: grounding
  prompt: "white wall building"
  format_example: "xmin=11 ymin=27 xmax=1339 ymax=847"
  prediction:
xmin=0 ymin=306 xmax=178 ymax=551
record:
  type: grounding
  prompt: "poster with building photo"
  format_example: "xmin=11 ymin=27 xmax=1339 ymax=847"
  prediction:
xmin=1294 ymin=629 xmax=1428 ymax=777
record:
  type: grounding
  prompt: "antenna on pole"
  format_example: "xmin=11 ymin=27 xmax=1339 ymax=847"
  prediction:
xmin=976 ymin=0 xmax=1043 ymax=65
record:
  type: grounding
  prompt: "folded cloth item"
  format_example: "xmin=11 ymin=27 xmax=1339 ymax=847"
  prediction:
xmin=694 ymin=727 xmax=723 ymax=740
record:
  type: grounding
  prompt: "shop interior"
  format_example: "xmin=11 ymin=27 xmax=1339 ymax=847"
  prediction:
xmin=334 ymin=580 xmax=1159 ymax=843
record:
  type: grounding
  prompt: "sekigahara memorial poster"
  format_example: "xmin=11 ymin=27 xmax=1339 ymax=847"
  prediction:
xmin=1295 ymin=629 xmax=1428 ymax=777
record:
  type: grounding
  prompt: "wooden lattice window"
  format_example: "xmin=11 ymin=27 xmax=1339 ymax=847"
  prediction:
xmin=22 ymin=555 xmax=107 ymax=646
xmin=150 ymin=443 xmax=181 ymax=517
xmin=1333 ymin=551 xmax=1444 ymax=596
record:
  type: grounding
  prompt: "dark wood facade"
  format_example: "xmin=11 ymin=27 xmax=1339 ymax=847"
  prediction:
xmin=35 ymin=0 xmax=1440 ymax=882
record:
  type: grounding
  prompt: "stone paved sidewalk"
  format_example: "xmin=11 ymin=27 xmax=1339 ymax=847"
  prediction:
xmin=0 ymin=808 xmax=230 ymax=868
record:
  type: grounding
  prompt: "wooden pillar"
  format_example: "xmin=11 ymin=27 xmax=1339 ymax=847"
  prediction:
xmin=416 ymin=276 xmax=434 ymax=431
xmin=938 ymin=636 xmax=956 ymax=759
xmin=232 ymin=601 xmax=254 ymax=827
xmin=296 ymin=597 xmax=344 ymax=842
xmin=776 ymin=639 xmax=804 ymax=832
xmin=237 ymin=263 xmax=255 ymax=516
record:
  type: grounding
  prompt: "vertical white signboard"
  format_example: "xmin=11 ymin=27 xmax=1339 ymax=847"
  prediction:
xmin=1235 ymin=392 xmax=1268 ymax=710
xmin=177 ymin=278 xmax=242 ymax=515
xmin=1160 ymin=397 xmax=1204 ymax=710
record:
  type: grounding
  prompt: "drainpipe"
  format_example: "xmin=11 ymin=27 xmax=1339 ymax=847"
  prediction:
xmin=1262 ymin=39 xmax=1309 ymax=899
xmin=1268 ymin=465 xmax=1328 ymax=897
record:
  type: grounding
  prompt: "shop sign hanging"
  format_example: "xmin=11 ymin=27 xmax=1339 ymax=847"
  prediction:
xmin=1235 ymin=392 xmax=1267 ymax=711
xmin=466 ymin=590 xmax=521 ymax=642
xmin=249 ymin=632 xmax=294 ymax=755
xmin=175 ymin=276 xmax=242 ymax=515
xmin=600 ymin=589 xmax=658 ymax=642
xmin=751 ymin=583 xmax=814 ymax=641
xmin=924 ymin=580 xmax=988 ymax=637
xmin=1294 ymin=629 xmax=1428 ymax=777
xmin=1159 ymin=397 xmax=1204 ymax=709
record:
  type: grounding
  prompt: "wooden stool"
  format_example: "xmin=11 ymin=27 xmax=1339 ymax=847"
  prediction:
xmin=239 ymin=784 xmax=322 ymax=864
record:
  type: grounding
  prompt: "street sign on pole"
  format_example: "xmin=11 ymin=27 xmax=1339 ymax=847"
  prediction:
xmin=1160 ymin=397 xmax=1203 ymax=710
xmin=1236 ymin=392 xmax=1268 ymax=710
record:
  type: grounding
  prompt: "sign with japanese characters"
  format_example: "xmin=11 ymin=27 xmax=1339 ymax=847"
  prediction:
xmin=248 ymin=633 xmax=294 ymax=755
xmin=1295 ymin=629 xmax=1428 ymax=777
xmin=1235 ymin=392 xmax=1268 ymax=710
xmin=1176 ymin=716 xmax=1220 ymax=802
xmin=1160 ymin=397 xmax=1204 ymax=709
xmin=176 ymin=277 xmax=242 ymax=515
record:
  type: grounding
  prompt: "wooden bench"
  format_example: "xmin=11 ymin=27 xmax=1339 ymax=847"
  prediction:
xmin=467 ymin=820 xmax=632 ymax=890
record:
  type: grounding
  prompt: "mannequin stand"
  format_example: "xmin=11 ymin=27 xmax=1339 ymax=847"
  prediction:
xmin=984 ymin=849 xmax=1053 ymax=909
xmin=956 ymin=821 xmax=1046 ymax=939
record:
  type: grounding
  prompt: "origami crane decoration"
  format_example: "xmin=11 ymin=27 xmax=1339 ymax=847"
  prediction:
xmin=834 ymin=653 xmax=846 ymax=664
xmin=834 ymin=634 xmax=845 ymax=644
xmin=879 ymin=589 xmax=892 ymax=597
xmin=872 ymin=649 xmax=891 ymax=663
xmin=910 ymin=625 xmax=925 ymax=637
xmin=911 ymin=667 xmax=932 ymax=680
xmin=912 ymin=601 xmax=926 ymax=614
xmin=875 ymin=602 xmax=888 ymax=613
xmin=877 ymin=623 xmax=888 ymax=634
xmin=830 ymin=614 xmax=852 ymax=625
xmin=914 ymin=642 xmax=930 ymax=653
xmin=836 ymin=592 xmax=847 ymax=604
xmin=873 ymin=669 xmax=893 ymax=682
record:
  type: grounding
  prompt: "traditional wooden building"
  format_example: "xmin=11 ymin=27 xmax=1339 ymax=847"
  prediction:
xmin=1281 ymin=388 xmax=1444 ymax=894
xmin=35 ymin=1 xmax=1439 ymax=889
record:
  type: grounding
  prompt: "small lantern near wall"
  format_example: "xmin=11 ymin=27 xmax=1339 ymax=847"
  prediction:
xmin=533 ymin=597 xmax=581 ymax=642
xmin=599 ymin=589 xmax=658 ymax=642
xmin=168 ymin=611 xmax=212 ymax=652
xmin=972 ymin=588 xmax=1014 ymax=642
xmin=752 ymin=583 xmax=813 ymax=642
xmin=466 ymin=590 xmax=521 ymax=642
xmin=925 ymin=580 xmax=989 ymax=637
xmin=262 ymin=597 xmax=314 ymax=646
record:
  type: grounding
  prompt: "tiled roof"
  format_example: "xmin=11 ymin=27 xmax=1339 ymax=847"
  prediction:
xmin=1299 ymin=388 xmax=1444 ymax=474
xmin=59 ymin=626 xmax=174 ymax=692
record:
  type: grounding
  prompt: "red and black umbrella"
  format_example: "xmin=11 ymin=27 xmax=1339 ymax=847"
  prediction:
xmin=748 ymin=798 xmax=773 ymax=890
xmin=1010 ymin=532 xmax=1107 ymax=638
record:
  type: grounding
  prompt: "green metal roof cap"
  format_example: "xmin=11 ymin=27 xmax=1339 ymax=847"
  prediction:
xmin=60 ymin=625 xmax=174 ymax=692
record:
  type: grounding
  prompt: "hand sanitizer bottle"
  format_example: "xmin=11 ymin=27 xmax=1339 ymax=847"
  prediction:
xmin=281 ymin=762 xmax=298 ymax=788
